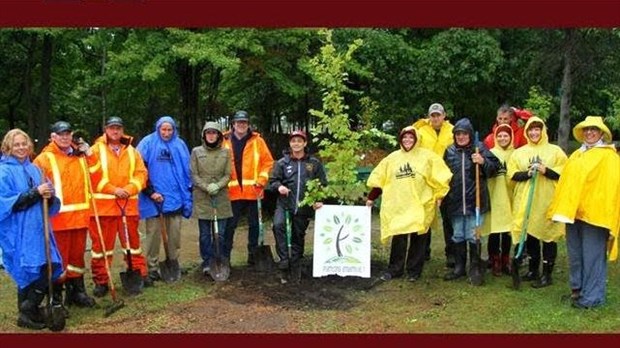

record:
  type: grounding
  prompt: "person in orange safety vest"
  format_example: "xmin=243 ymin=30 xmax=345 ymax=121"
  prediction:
xmin=222 ymin=110 xmax=274 ymax=267
xmin=33 ymin=121 xmax=99 ymax=315
xmin=88 ymin=116 xmax=149 ymax=297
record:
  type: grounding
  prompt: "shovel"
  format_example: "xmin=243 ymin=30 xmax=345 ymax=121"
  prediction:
xmin=254 ymin=189 xmax=275 ymax=272
xmin=512 ymin=162 xmax=539 ymax=290
xmin=116 ymin=198 xmax=144 ymax=296
xmin=42 ymin=197 xmax=66 ymax=332
xmin=156 ymin=202 xmax=181 ymax=283
xmin=208 ymin=197 xmax=229 ymax=282
xmin=83 ymin=161 xmax=124 ymax=317
xmin=470 ymin=131 xmax=484 ymax=286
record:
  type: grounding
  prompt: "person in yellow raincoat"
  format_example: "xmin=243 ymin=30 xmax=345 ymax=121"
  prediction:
xmin=412 ymin=102 xmax=455 ymax=267
xmin=507 ymin=116 xmax=567 ymax=288
xmin=366 ymin=126 xmax=452 ymax=282
xmin=548 ymin=116 xmax=620 ymax=309
xmin=481 ymin=124 xmax=515 ymax=277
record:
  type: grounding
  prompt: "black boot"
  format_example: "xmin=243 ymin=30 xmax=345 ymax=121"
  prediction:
xmin=66 ymin=277 xmax=96 ymax=308
xmin=468 ymin=242 xmax=484 ymax=286
xmin=532 ymin=262 xmax=554 ymax=288
xmin=522 ymin=255 xmax=540 ymax=281
xmin=16 ymin=287 xmax=47 ymax=330
xmin=444 ymin=242 xmax=467 ymax=281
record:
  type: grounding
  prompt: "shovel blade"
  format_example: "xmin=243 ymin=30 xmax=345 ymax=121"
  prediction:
xmin=208 ymin=258 xmax=230 ymax=282
xmin=103 ymin=300 xmax=125 ymax=318
xmin=159 ymin=259 xmax=181 ymax=283
xmin=120 ymin=269 xmax=144 ymax=296
xmin=254 ymin=245 xmax=276 ymax=272
xmin=46 ymin=304 xmax=66 ymax=332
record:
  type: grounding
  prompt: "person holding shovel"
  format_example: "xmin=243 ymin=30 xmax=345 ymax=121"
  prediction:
xmin=222 ymin=110 xmax=274 ymax=267
xmin=190 ymin=121 xmax=233 ymax=278
xmin=366 ymin=126 xmax=452 ymax=283
xmin=507 ymin=116 xmax=567 ymax=289
xmin=88 ymin=116 xmax=149 ymax=297
xmin=548 ymin=116 xmax=619 ymax=309
xmin=442 ymin=118 xmax=500 ymax=285
xmin=268 ymin=130 xmax=327 ymax=284
xmin=0 ymin=129 xmax=63 ymax=330
xmin=33 ymin=121 xmax=99 ymax=314
xmin=137 ymin=116 xmax=193 ymax=284
xmin=481 ymin=124 xmax=515 ymax=277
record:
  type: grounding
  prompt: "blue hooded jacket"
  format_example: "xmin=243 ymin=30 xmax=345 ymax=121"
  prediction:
xmin=137 ymin=116 xmax=193 ymax=219
xmin=0 ymin=155 xmax=63 ymax=290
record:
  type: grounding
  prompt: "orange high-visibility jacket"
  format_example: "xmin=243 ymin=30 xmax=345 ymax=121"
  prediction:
xmin=33 ymin=142 xmax=100 ymax=231
xmin=222 ymin=130 xmax=274 ymax=201
xmin=90 ymin=134 xmax=147 ymax=216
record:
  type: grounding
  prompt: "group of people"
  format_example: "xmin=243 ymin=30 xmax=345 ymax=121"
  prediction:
xmin=367 ymin=103 xmax=619 ymax=311
xmin=0 ymin=111 xmax=326 ymax=331
xmin=1 ymin=103 xmax=618 ymax=332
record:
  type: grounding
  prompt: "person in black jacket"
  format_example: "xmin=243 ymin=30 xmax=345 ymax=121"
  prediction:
xmin=268 ymin=130 xmax=328 ymax=284
xmin=442 ymin=118 xmax=500 ymax=285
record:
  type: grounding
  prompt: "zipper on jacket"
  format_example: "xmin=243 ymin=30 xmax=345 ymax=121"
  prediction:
xmin=295 ymin=160 xmax=301 ymax=214
xmin=461 ymin=151 xmax=466 ymax=215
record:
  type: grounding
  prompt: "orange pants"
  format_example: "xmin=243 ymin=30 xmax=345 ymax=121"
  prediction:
xmin=89 ymin=216 xmax=147 ymax=285
xmin=54 ymin=228 xmax=89 ymax=281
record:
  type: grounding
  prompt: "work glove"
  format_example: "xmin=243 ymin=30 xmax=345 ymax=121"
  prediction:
xmin=207 ymin=183 xmax=220 ymax=195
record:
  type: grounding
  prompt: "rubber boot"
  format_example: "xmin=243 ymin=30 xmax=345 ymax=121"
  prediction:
xmin=489 ymin=253 xmax=501 ymax=276
xmin=531 ymin=262 xmax=554 ymax=288
xmin=65 ymin=277 xmax=96 ymax=308
xmin=501 ymin=253 xmax=512 ymax=275
xmin=468 ymin=243 xmax=484 ymax=286
xmin=16 ymin=287 xmax=47 ymax=330
xmin=521 ymin=256 xmax=540 ymax=281
xmin=444 ymin=242 xmax=467 ymax=281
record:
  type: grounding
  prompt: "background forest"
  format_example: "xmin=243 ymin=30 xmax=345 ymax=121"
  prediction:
xmin=1 ymin=28 xmax=620 ymax=156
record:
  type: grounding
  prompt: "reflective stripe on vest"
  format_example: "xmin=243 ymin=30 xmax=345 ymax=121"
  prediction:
xmin=95 ymin=142 xmax=140 ymax=193
xmin=224 ymin=138 xmax=261 ymax=186
xmin=44 ymin=152 xmax=89 ymax=213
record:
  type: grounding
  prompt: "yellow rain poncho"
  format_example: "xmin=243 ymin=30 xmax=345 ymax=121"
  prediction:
xmin=412 ymin=118 xmax=454 ymax=156
xmin=367 ymin=127 xmax=452 ymax=244
xmin=548 ymin=144 xmax=620 ymax=261
xmin=507 ymin=117 xmax=567 ymax=243
xmin=481 ymin=125 xmax=515 ymax=236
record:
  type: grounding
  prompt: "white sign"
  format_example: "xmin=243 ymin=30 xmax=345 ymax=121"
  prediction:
xmin=312 ymin=204 xmax=371 ymax=278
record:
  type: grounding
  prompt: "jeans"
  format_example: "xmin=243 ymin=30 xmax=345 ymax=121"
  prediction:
xmin=199 ymin=218 xmax=229 ymax=269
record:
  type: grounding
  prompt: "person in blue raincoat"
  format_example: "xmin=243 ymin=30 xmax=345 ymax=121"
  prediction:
xmin=0 ymin=129 xmax=63 ymax=330
xmin=137 ymin=116 xmax=193 ymax=284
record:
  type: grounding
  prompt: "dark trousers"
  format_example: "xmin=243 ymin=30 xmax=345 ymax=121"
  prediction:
xmin=272 ymin=206 xmax=310 ymax=265
xmin=488 ymin=232 xmax=512 ymax=255
xmin=198 ymin=218 xmax=229 ymax=268
xmin=224 ymin=199 xmax=259 ymax=258
xmin=387 ymin=232 xmax=429 ymax=278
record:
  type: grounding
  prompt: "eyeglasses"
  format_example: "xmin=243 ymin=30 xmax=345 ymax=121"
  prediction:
xmin=583 ymin=126 xmax=601 ymax=133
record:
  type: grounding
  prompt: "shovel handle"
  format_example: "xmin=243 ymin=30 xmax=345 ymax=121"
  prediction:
xmin=42 ymin=197 xmax=54 ymax=304
xmin=116 ymin=198 xmax=134 ymax=270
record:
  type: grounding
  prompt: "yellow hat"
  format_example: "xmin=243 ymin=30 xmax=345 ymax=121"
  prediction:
xmin=572 ymin=116 xmax=612 ymax=143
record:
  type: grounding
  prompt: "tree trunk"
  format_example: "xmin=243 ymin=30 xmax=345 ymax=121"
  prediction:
xmin=36 ymin=33 xmax=53 ymax=152
xmin=24 ymin=34 xmax=37 ymax=141
xmin=177 ymin=60 xmax=202 ymax=147
xmin=557 ymin=29 xmax=575 ymax=153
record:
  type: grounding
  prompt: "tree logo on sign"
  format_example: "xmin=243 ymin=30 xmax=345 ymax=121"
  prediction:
xmin=320 ymin=212 xmax=365 ymax=264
